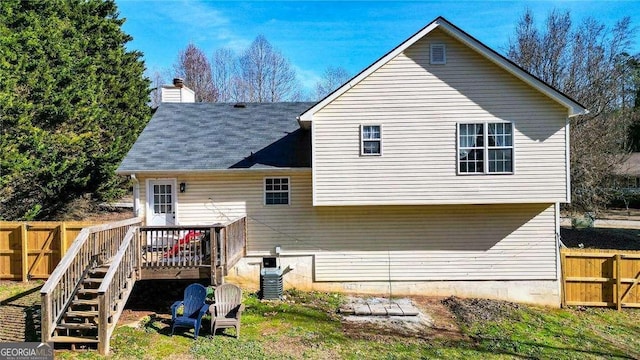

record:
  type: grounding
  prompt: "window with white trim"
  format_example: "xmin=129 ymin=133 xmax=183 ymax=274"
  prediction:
xmin=361 ymin=125 xmax=382 ymax=155
xmin=264 ymin=177 xmax=289 ymax=205
xmin=458 ymin=122 xmax=513 ymax=174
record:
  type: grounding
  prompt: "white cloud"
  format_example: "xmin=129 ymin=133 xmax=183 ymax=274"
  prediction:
xmin=293 ymin=65 xmax=321 ymax=95
xmin=144 ymin=1 xmax=249 ymax=52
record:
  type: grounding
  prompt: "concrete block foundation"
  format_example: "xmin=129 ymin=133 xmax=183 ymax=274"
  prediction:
xmin=225 ymin=256 xmax=561 ymax=307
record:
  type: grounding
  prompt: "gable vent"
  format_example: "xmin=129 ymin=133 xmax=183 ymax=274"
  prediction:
xmin=430 ymin=44 xmax=446 ymax=64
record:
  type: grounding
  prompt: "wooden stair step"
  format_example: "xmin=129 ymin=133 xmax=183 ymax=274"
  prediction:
xmin=65 ymin=310 xmax=98 ymax=318
xmin=72 ymin=299 xmax=99 ymax=306
xmin=50 ymin=335 xmax=99 ymax=343
xmin=57 ymin=323 xmax=98 ymax=330
xmin=77 ymin=288 xmax=99 ymax=295
xmin=91 ymin=266 xmax=110 ymax=274
xmin=83 ymin=278 xmax=104 ymax=284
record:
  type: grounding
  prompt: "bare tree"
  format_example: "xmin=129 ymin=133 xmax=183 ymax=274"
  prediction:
xmin=237 ymin=35 xmax=299 ymax=102
xmin=212 ymin=48 xmax=236 ymax=103
xmin=314 ymin=66 xmax=351 ymax=100
xmin=173 ymin=43 xmax=217 ymax=102
xmin=508 ymin=10 xmax=637 ymax=212
xmin=148 ymin=69 xmax=166 ymax=108
xmin=508 ymin=9 xmax=542 ymax=78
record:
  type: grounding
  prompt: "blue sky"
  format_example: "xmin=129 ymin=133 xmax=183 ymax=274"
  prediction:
xmin=116 ymin=1 xmax=640 ymax=94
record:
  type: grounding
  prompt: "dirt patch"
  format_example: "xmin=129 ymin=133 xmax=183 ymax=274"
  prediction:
xmin=55 ymin=195 xmax=134 ymax=221
xmin=80 ymin=206 xmax=134 ymax=222
xmin=118 ymin=309 xmax=156 ymax=327
xmin=0 ymin=282 xmax=41 ymax=342
xmin=341 ymin=296 xmax=465 ymax=342
xmin=342 ymin=313 xmax=432 ymax=340
xmin=412 ymin=296 xmax=466 ymax=341
xmin=560 ymin=227 xmax=640 ymax=250
xmin=441 ymin=296 xmax=521 ymax=326
xmin=117 ymin=279 xmax=210 ymax=328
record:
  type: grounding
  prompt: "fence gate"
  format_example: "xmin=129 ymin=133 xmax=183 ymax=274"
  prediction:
xmin=561 ymin=248 xmax=640 ymax=309
xmin=0 ymin=221 xmax=99 ymax=281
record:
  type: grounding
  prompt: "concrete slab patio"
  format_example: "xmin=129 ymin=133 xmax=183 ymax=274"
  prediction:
xmin=339 ymin=297 xmax=421 ymax=317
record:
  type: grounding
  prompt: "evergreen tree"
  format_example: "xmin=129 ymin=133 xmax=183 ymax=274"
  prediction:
xmin=0 ymin=0 xmax=151 ymax=220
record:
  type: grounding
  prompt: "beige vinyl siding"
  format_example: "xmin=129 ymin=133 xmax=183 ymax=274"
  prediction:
xmin=312 ymin=203 xmax=557 ymax=281
xmin=138 ymin=171 xmax=557 ymax=281
xmin=312 ymin=28 xmax=568 ymax=205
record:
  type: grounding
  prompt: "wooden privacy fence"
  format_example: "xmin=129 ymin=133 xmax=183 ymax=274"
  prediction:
xmin=561 ymin=248 xmax=640 ymax=310
xmin=0 ymin=221 xmax=102 ymax=281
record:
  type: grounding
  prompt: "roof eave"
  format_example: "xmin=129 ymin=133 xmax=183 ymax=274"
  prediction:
xmin=569 ymin=106 xmax=590 ymax=118
xmin=116 ymin=167 xmax=313 ymax=175
xmin=297 ymin=116 xmax=311 ymax=129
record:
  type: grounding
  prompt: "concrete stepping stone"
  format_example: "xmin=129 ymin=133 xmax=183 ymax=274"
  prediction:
xmin=397 ymin=303 xmax=419 ymax=316
xmin=385 ymin=304 xmax=403 ymax=316
xmin=354 ymin=304 xmax=371 ymax=315
xmin=369 ymin=303 xmax=387 ymax=316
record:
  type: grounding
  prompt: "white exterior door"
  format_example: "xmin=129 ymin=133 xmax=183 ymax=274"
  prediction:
xmin=147 ymin=179 xmax=177 ymax=226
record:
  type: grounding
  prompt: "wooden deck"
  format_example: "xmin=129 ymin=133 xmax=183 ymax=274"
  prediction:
xmin=138 ymin=218 xmax=246 ymax=283
xmin=40 ymin=217 xmax=247 ymax=355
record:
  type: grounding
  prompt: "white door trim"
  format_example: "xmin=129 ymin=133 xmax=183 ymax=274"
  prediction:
xmin=146 ymin=178 xmax=178 ymax=226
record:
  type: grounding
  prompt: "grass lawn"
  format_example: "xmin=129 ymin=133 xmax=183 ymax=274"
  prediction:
xmin=0 ymin=280 xmax=43 ymax=301
xmin=2 ymin=283 xmax=639 ymax=359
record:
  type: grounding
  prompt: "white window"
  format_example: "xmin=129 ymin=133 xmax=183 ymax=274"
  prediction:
xmin=264 ymin=177 xmax=289 ymax=205
xmin=430 ymin=44 xmax=446 ymax=64
xmin=458 ymin=122 xmax=513 ymax=174
xmin=361 ymin=125 xmax=382 ymax=155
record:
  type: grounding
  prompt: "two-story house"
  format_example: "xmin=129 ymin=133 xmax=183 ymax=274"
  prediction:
xmin=117 ymin=17 xmax=587 ymax=306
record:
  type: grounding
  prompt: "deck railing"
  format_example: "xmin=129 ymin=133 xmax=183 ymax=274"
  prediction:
xmin=138 ymin=218 xmax=246 ymax=283
xmin=40 ymin=218 xmax=142 ymax=343
xmin=222 ymin=217 xmax=247 ymax=274
xmin=97 ymin=226 xmax=140 ymax=354
xmin=139 ymin=225 xmax=221 ymax=268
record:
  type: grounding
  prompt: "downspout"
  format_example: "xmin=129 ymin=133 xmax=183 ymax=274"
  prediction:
xmin=131 ymin=174 xmax=140 ymax=218
xmin=555 ymin=202 xmax=564 ymax=307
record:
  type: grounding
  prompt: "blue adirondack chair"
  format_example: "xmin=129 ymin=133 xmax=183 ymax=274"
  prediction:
xmin=170 ymin=283 xmax=209 ymax=339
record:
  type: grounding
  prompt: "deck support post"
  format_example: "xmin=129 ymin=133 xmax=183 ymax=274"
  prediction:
xmin=217 ymin=227 xmax=226 ymax=284
xmin=135 ymin=228 xmax=142 ymax=278
xmin=210 ymin=227 xmax=217 ymax=285
xmin=98 ymin=294 xmax=109 ymax=355
xmin=41 ymin=292 xmax=51 ymax=343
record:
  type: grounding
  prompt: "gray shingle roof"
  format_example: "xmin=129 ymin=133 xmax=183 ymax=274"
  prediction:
xmin=117 ymin=102 xmax=314 ymax=173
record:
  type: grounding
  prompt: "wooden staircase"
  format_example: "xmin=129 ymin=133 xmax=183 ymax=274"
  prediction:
xmin=41 ymin=218 xmax=142 ymax=355
xmin=41 ymin=216 xmax=247 ymax=355
xmin=50 ymin=264 xmax=110 ymax=346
